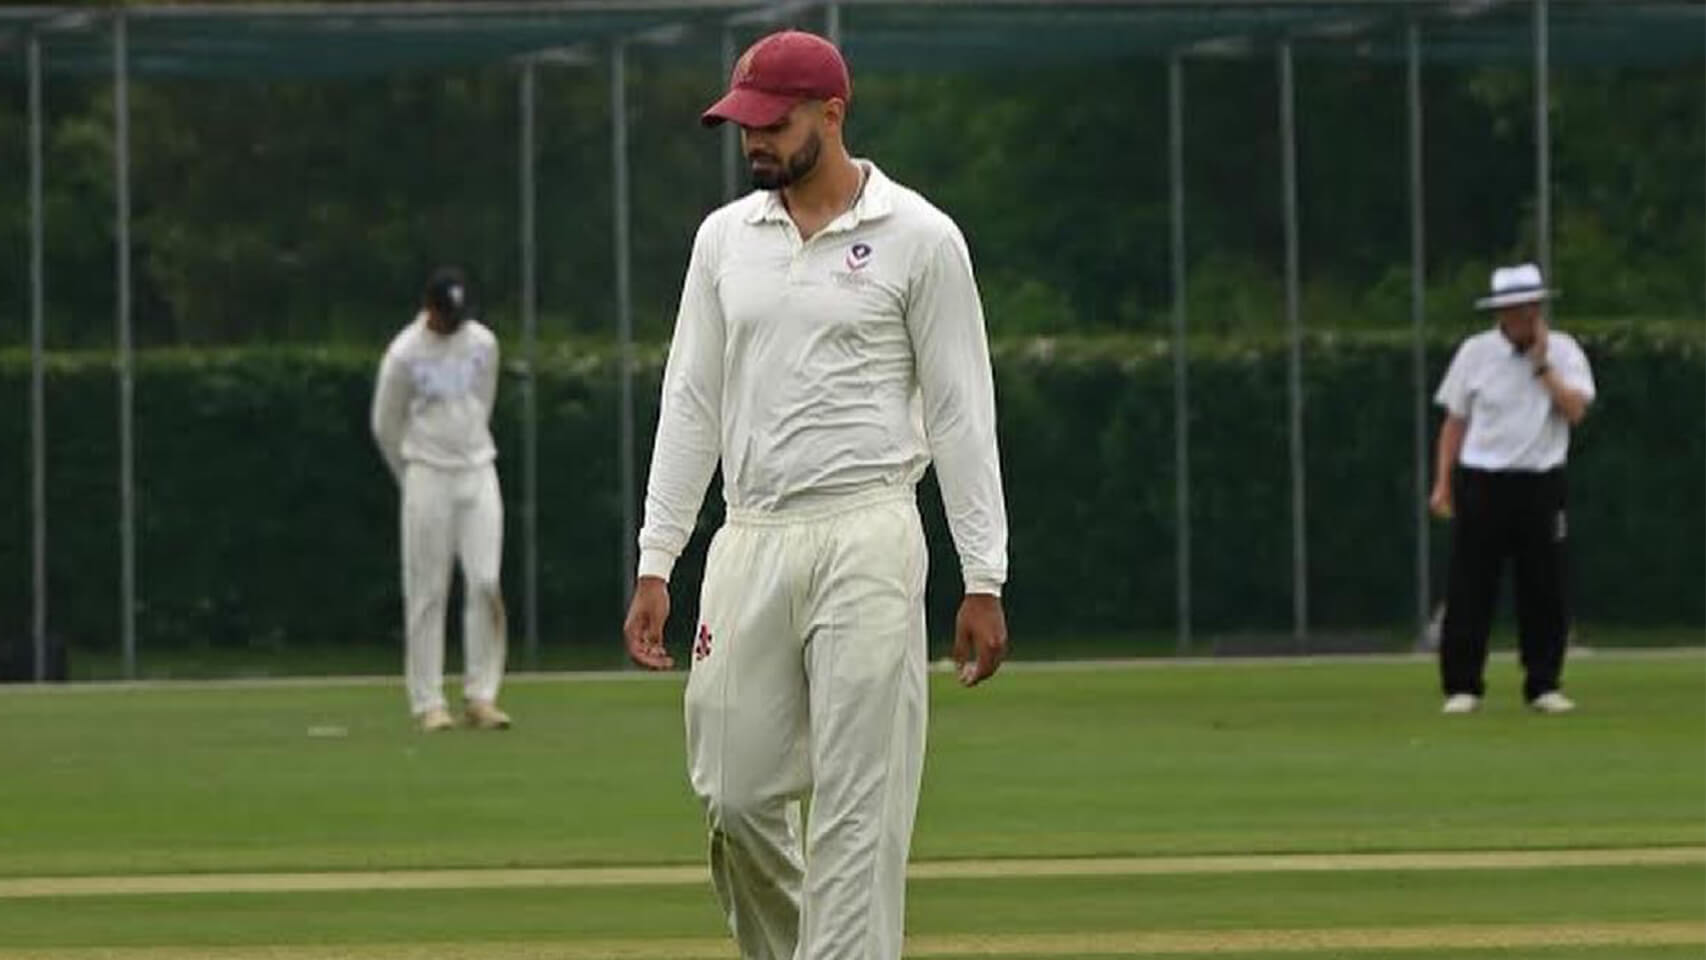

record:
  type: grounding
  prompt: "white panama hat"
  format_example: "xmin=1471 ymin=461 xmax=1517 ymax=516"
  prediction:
xmin=1475 ymin=262 xmax=1558 ymax=310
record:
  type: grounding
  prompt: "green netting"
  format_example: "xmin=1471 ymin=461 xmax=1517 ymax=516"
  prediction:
xmin=0 ymin=1 xmax=1699 ymax=669
xmin=0 ymin=2 xmax=1700 ymax=79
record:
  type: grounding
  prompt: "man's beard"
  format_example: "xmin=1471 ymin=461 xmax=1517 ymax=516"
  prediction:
xmin=748 ymin=130 xmax=821 ymax=190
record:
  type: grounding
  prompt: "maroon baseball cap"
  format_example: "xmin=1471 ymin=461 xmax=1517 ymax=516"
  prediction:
xmin=701 ymin=30 xmax=851 ymax=129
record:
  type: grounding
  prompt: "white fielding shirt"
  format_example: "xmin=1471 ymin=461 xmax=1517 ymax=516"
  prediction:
xmin=1435 ymin=326 xmax=1596 ymax=472
xmin=371 ymin=313 xmax=500 ymax=481
xmin=638 ymin=161 xmax=1009 ymax=595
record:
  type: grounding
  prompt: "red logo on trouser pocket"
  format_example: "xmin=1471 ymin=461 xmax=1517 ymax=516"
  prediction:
xmin=693 ymin=623 xmax=713 ymax=661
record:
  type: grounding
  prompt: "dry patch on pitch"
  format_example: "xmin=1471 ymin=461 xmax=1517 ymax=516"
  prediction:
xmin=0 ymin=846 xmax=1698 ymax=899
xmin=0 ymin=922 xmax=1699 ymax=959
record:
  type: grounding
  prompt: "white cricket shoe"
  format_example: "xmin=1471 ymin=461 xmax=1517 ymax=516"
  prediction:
xmin=464 ymin=700 xmax=512 ymax=731
xmin=1441 ymin=694 xmax=1481 ymax=715
xmin=1529 ymin=691 xmax=1576 ymax=714
xmin=416 ymin=707 xmax=456 ymax=732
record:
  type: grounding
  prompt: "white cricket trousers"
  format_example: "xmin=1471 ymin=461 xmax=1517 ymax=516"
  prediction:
xmin=401 ymin=462 xmax=506 ymax=715
xmin=685 ymin=486 xmax=929 ymax=960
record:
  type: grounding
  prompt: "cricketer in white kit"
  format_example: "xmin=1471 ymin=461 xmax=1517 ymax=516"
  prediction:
xmin=372 ymin=267 xmax=512 ymax=733
xmin=622 ymin=30 xmax=1010 ymax=960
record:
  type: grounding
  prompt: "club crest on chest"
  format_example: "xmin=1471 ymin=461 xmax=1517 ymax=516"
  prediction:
xmin=832 ymin=241 xmax=876 ymax=289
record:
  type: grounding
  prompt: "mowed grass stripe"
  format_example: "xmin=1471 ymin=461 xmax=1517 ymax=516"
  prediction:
xmin=0 ymin=922 xmax=1697 ymax=959
xmin=6 ymin=656 xmax=1699 ymax=878
xmin=1 ymin=846 xmax=1698 ymax=899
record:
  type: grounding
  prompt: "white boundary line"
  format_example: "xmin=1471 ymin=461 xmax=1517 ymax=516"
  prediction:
xmin=1 ymin=846 xmax=1698 ymax=899
xmin=5 ymin=647 xmax=1700 ymax=695
xmin=0 ymin=922 xmax=1699 ymax=959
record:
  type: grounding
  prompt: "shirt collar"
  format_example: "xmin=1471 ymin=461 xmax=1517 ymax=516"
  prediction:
xmin=743 ymin=159 xmax=895 ymax=228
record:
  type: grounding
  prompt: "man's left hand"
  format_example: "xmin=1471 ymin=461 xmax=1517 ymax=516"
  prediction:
xmin=952 ymin=594 xmax=1008 ymax=687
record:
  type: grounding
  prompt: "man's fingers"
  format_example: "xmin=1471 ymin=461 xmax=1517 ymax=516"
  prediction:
xmin=961 ymin=643 xmax=993 ymax=686
xmin=623 ymin=614 xmax=671 ymax=670
xmin=1428 ymin=487 xmax=1452 ymax=519
xmin=966 ymin=632 xmax=1007 ymax=686
xmin=951 ymin=621 xmax=972 ymax=668
xmin=622 ymin=580 xmax=674 ymax=670
xmin=636 ymin=645 xmax=674 ymax=670
xmin=627 ymin=633 xmax=673 ymax=669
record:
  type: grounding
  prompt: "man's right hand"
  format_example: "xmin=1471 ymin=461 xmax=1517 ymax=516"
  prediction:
xmin=1526 ymin=317 xmax=1551 ymax=372
xmin=1428 ymin=480 xmax=1453 ymax=519
xmin=623 ymin=576 xmax=674 ymax=670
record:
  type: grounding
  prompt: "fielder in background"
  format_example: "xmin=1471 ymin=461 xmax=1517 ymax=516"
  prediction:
xmin=371 ymin=266 xmax=511 ymax=732
xmin=622 ymin=30 xmax=1010 ymax=960
xmin=1430 ymin=263 xmax=1595 ymax=716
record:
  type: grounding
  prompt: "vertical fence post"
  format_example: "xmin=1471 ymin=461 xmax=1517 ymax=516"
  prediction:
xmin=1279 ymin=41 xmax=1307 ymax=646
xmin=611 ymin=43 xmax=636 ymax=612
xmin=519 ymin=60 xmax=540 ymax=666
xmin=115 ymin=12 xmax=137 ymax=679
xmin=1408 ymin=22 xmax=1431 ymax=647
xmin=1168 ymin=55 xmax=1192 ymax=656
xmin=29 ymin=29 xmax=48 ymax=682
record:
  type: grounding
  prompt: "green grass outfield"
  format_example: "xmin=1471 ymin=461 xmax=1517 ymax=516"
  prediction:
xmin=0 ymin=651 xmax=1700 ymax=958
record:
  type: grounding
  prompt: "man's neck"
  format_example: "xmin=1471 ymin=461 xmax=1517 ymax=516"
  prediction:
xmin=781 ymin=152 xmax=864 ymax=239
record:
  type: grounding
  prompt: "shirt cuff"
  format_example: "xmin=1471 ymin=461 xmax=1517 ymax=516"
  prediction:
xmin=637 ymin=548 xmax=677 ymax=583
xmin=964 ymin=573 xmax=1004 ymax=598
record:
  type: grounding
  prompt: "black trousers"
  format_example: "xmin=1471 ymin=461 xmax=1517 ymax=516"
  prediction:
xmin=1439 ymin=467 xmax=1571 ymax=701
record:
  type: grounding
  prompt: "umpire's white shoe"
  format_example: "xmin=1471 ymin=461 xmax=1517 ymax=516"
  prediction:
xmin=416 ymin=707 xmax=456 ymax=732
xmin=1529 ymin=691 xmax=1576 ymax=714
xmin=1441 ymin=694 xmax=1481 ymax=715
xmin=464 ymin=700 xmax=512 ymax=731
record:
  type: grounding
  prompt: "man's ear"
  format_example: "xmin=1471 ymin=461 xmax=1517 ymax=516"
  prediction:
xmin=822 ymin=97 xmax=847 ymax=133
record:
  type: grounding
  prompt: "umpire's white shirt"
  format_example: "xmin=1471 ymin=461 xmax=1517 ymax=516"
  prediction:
xmin=1435 ymin=327 xmax=1596 ymax=471
xmin=638 ymin=161 xmax=1008 ymax=595
xmin=371 ymin=314 xmax=499 ymax=479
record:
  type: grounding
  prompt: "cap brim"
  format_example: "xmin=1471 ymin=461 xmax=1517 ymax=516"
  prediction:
xmin=1474 ymin=289 xmax=1558 ymax=310
xmin=700 ymin=87 xmax=801 ymax=129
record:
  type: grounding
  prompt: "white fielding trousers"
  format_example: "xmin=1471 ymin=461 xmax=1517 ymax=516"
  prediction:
xmin=684 ymin=487 xmax=929 ymax=960
xmin=401 ymin=462 xmax=506 ymax=715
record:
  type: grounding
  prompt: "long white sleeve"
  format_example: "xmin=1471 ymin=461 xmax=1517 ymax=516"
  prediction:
xmin=476 ymin=332 xmax=500 ymax=423
xmin=371 ymin=346 xmax=410 ymax=483
xmin=906 ymin=227 xmax=1009 ymax=595
xmin=637 ymin=221 xmax=726 ymax=582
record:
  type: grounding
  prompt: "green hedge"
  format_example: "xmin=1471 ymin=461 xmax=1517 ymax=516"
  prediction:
xmin=0 ymin=327 xmax=1700 ymax=660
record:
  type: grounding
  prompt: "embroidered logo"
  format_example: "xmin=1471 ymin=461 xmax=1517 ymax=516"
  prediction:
xmin=846 ymin=242 xmax=873 ymax=271
xmin=693 ymin=623 xmax=714 ymax=661
xmin=732 ymin=48 xmax=756 ymax=86
xmin=408 ymin=352 xmax=484 ymax=400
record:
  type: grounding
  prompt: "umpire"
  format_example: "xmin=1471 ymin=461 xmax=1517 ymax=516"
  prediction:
xmin=1429 ymin=263 xmax=1596 ymax=715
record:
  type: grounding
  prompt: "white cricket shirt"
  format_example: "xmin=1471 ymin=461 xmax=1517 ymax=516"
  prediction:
xmin=638 ymin=161 xmax=1009 ymax=595
xmin=371 ymin=313 xmax=500 ymax=480
xmin=1434 ymin=326 xmax=1596 ymax=471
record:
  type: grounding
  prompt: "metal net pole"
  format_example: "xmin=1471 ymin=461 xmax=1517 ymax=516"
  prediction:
xmin=114 ymin=12 xmax=137 ymax=679
xmin=1408 ymin=22 xmax=1431 ymax=647
xmin=1168 ymin=54 xmax=1192 ymax=656
xmin=612 ymin=43 xmax=636 ymax=611
xmin=722 ymin=27 xmax=739 ymax=202
xmin=1534 ymin=0 xmax=1551 ymax=277
xmin=519 ymin=61 xmax=540 ymax=667
xmin=29 ymin=30 xmax=47 ymax=682
xmin=1280 ymin=41 xmax=1307 ymax=645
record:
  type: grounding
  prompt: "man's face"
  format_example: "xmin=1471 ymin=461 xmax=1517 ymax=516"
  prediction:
xmin=740 ymin=101 xmax=828 ymax=190
xmin=1498 ymin=302 xmax=1542 ymax=348
xmin=426 ymin=305 xmax=465 ymax=334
